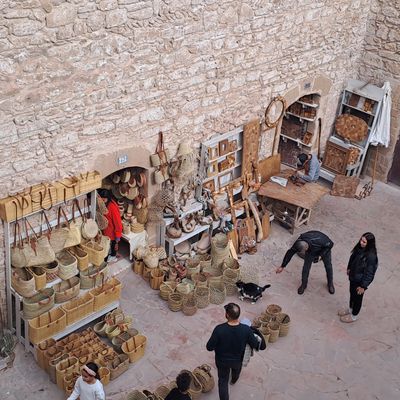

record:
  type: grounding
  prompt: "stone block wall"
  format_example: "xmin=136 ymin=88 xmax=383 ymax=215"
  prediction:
xmin=358 ymin=0 xmax=400 ymax=181
xmin=0 ymin=0 xmax=373 ymax=320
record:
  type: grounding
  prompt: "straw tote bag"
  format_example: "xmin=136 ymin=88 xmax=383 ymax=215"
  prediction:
xmin=56 ymin=250 xmax=78 ymax=280
xmin=80 ymin=198 xmax=98 ymax=240
xmin=23 ymin=288 xmax=55 ymax=320
xmin=53 ymin=276 xmax=80 ymax=303
xmin=11 ymin=267 xmax=36 ymax=298
xmin=46 ymin=209 xmax=69 ymax=254
xmin=63 ymin=200 xmax=82 ymax=248
xmin=11 ymin=221 xmax=27 ymax=268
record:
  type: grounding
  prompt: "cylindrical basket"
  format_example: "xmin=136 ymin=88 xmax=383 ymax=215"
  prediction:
xmin=222 ymin=258 xmax=240 ymax=271
xmin=194 ymin=286 xmax=210 ymax=309
xmin=267 ymin=321 xmax=280 ymax=343
xmin=259 ymin=325 xmax=270 ymax=344
xmin=179 ymin=369 xmax=202 ymax=399
xmin=159 ymin=281 xmax=177 ymax=301
xmin=182 ymin=295 xmax=197 ymax=316
xmin=276 ymin=313 xmax=290 ymax=337
xmin=259 ymin=312 xmax=272 ymax=326
xmin=99 ymin=367 xmax=110 ymax=386
xmin=209 ymin=281 xmax=226 ymax=305
xmin=185 ymin=258 xmax=201 ymax=278
xmin=193 ymin=364 xmax=215 ymax=393
xmin=168 ymin=293 xmax=183 ymax=312
xmin=224 ymin=282 xmax=237 ymax=296
xmin=150 ymin=268 xmax=165 ymax=290
xmin=266 ymin=304 xmax=282 ymax=320
xmin=133 ymin=259 xmax=144 ymax=275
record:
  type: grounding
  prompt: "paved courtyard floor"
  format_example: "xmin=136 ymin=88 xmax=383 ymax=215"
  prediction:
xmin=1 ymin=180 xmax=400 ymax=400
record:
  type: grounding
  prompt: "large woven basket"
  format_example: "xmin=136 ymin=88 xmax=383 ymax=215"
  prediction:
xmin=23 ymin=288 xmax=55 ymax=320
xmin=62 ymin=292 xmax=94 ymax=326
xmin=259 ymin=312 xmax=272 ymax=326
xmin=80 ymin=241 xmax=104 ymax=267
xmin=29 ymin=266 xmax=46 ymax=290
xmin=56 ymin=250 xmax=78 ymax=280
xmin=168 ymin=293 xmax=183 ymax=312
xmin=68 ymin=246 xmax=89 ymax=271
xmin=90 ymin=277 xmax=122 ymax=311
xmin=193 ymin=364 xmax=215 ymax=393
xmin=11 ymin=267 xmax=36 ymax=298
xmin=179 ymin=369 xmax=202 ymax=399
xmin=267 ymin=321 xmax=280 ymax=343
xmin=194 ymin=286 xmax=210 ymax=309
xmin=223 ymin=268 xmax=240 ymax=282
xmin=80 ymin=263 xmax=108 ymax=289
xmin=259 ymin=325 xmax=270 ymax=344
xmin=159 ymin=281 xmax=177 ymax=301
xmin=276 ymin=312 xmax=290 ymax=337
xmin=209 ymin=281 xmax=226 ymax=305
xmin=107 ymin=354 xmax=130 ymax=380
xmin=182 ymin=295 xmax=197 ymax=316
xmin=111 ymin=328 xmax=139 ymax=352
xmin=176 ymin=282 xmax=193 ymax=299
xmin=266 ymin=304 xmax=282 ymax=320
xmin=53 ymin=276 xmax=80 ymax=303
xmin=121 ymin=335 xmax=147 ymax=363
xmin=29 ymin=308 xmax=66 ymax=345
xmin=150 ymin=268 xmax=165 ymax=290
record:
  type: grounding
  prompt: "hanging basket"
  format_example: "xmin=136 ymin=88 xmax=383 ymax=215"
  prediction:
xmin=168 ymin=293 xmax=183 ymax=312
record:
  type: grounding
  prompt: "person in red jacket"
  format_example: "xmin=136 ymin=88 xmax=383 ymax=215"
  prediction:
xmin=98 ymin=189 xmax=123 ymax=263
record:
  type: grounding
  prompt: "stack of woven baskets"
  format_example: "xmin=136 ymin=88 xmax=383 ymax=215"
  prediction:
xmin=252 ymin=304 xmax=291 ymax=344
xmin=126 ymin=363 xmax=215 ymax=400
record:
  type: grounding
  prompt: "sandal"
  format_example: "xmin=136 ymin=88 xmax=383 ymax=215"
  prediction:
xmin=340 ymin=314 xmax=357 ymax=323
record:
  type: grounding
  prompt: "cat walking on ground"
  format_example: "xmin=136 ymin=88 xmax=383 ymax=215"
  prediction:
xmin=236 ymin=281 xmax=271 ymax=304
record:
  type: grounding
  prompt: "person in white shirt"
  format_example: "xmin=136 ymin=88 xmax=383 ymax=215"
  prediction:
xmin=67 ymin=362 xmax=105 ymax=400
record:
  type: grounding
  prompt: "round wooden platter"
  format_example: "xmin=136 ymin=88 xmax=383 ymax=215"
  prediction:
xmin=335 ymin=114 xmax=368 ymax=142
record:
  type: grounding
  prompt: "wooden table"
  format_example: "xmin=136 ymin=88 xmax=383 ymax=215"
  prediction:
xmin=257 ymin=170 xmax=329 ymax=233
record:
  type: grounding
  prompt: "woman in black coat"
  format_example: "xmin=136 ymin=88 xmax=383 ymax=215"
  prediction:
xmin=338 ymin=232 xmax=378 ymax=323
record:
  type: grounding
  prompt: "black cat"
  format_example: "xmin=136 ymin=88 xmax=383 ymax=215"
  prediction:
xmin=236 ymin=280 xmax=271 ymax=304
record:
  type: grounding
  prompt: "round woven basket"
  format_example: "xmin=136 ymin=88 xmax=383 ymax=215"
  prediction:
xmin=180 ymin=370 xmax=202 ymax=399
xmin=176 ymin=282 xmax=193 ymax=299
xmin=191 ymin=272 xmax=208 ymax=287
xmin=266 ymin=304 xmax=282 ymax=320
xmin=192 ymin=364 xmax=215 ymax=393
xmin=209 ymin=281 xmax=226 ymax=305
xmin=252 ymin=317 xmax=261 ymax=328
xmin=182 ymin=295 xmax=198 ymax=316
xmin=224 ymin=282 xmax=237 ymax=296
xmin=185 ymin=259 xmax=201 ymax=278
xmin=126 ymin=390 xmax=148 ymax=400
xmin=276 ymin=313 xmax=290 ymax=337
xmin=222 ymin=258 xmax=240 ymax=271
xmin=259 ymin=325 xmax=270 ymax=344
xmin=194 ymin=286 xmax=210 ymax=309
xmin=267 ymin=321 xmax=280 ymax=343
xmin=142 ymin=266 xmax=152 ymax=282
xmin=168 ymin=293 xmax=183 ymax=312
xmin=259 ymin=312 xmax=272 ymax=326
xmin=154 ymin=384 xmax=171 ymax=399
xmin=223 ymin=268 xmax=240 ymax=282
xmin=150 ymin=268 xmax=165 ymax=290
xmin=159 ymin=281 xmax=177 ymax=301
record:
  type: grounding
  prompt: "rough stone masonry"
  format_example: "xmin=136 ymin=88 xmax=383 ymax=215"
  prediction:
xmin=0 ymin=0 xmax=398 ymax=318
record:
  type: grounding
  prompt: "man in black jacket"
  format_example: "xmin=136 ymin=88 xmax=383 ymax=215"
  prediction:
xmin=276 ymin=230 xmax=335 ymax=295
xmin=206 ymin=303 xmax=259 ymax=400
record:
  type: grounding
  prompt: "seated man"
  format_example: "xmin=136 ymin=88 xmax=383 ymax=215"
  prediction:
xmin=296 ymin=153 xmax=320 ymax=182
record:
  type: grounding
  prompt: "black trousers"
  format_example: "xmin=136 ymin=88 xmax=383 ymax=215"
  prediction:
xmin=301 ymin=250 xmax=333 ymax=287
xmin=216 ymin=361 xmax=242 ymax=400
xmin=104 ymin=240 xmax=117 ymax=261
xmin=349 ymin=282 xmax=364 ymax=316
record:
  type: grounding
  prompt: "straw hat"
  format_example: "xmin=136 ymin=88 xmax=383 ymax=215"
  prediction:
xmin=176 ymin=141 xmax=192 ymax=157
xmin=125 ymin=186 xmax=138 ymax=200
xmin=112 ymin=173 xmax=121 ymax=184
xmin=121 ymin=170 xmax=131 ymax=183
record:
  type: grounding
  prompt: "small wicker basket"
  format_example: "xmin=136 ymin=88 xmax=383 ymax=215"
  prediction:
xmin=168 ymin=293 xmax=183 ymax=312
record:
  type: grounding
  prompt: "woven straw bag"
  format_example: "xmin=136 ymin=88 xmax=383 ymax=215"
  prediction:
xmin=209 ymin=281 xmax=226 ymax=305
xmin=121 ymin=334 xmax=147 ymax=363
xmin=23 ymin=288 xmax=55 ymax=320
xmin=11 ymin=267 xmax=36 ymax=298
xmin=168 ymin=292 xmax=183 ymax=312
xmin=186 ymin=258 xmax=200 ymax=278
xmin=194 ymin=286 xmax=210 ymax=309
xmin=223 ymin=268 xmax=240 ymax=282
xmin=56 ymin=250 xmax=78 ymax=280
xmin=267 ymin=321 xmax=280 ymax=343
xmin=111 ymin=329 xmax=139 ymax=352
xmin=193 ymin=364 xmax=215 ymax=393
xmin=80 ymin=241 xmax=104 ymax=267
xmin=107 ymin=354 xmax=130 ymax=380
xmin=80 ymin=262 xmax=108 ymax=289
xmin=179 ymin=369 xmax=202 ymax=399
xmin=222 ymin=258 xmax=240 ymax=271
xmin=266 ymin=304 xmax=282 ymax=320
xmin=80 ymin=199 xmax=99 ymax=240
xmin=143 ymin=251 xmax=159 ymax=269
xmin=159 ymin=281 xmax=177 ymax=301
xmin=133 ymin=259 xmax=144 ymax=275
xmin=224 ymin=282 xmax=238 ymax=296
xmin=176 ymin=282 xmax=193 ymax=299
xmin=41 ymin=261 xmax=59 ymax=282
xmin=276 ymin=313 xmax=290 ymax=337
xmin=29 ymin=266 xmax=46 ymax=290
xmin=56 ymin=356 xmax=79 ymax=389
xmin=154 ymin=385 xmax=171 ymax=399
xmin=48 ymin=208 xmax=70 ymax=253
xmin=182 ymin=295 xmax=197 ymax=316
xmin=36 ymin=338 xmax=56 ymax=370
xmin=192 ymin=272 xmax=208 ymax=287
xmin=150 ymin=268 xmax=165 ymax=290
xmin=53 ymin=276 xmax=80 ymax=303
xmin=67 ymin=246 xmax=89 ymax=271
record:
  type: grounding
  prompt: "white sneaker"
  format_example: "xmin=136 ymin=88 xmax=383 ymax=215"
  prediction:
xmin=107 ymin=255 xmax=117 ymax=263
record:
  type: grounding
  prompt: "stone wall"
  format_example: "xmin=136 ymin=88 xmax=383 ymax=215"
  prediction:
xmin=358 ymin=0 xmax=400 ymax=181
xmin=0 ymin=0 xmax=373 ymax=320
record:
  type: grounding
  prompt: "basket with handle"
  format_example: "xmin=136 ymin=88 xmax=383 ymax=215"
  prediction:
xmin=159 ymin=281 xmax=177 ymax=301
xmin=28 ymin=307 xmax=66 ymax=345
xmin=80 ymin=262 xmax=108 ymax=289
xmin=29 ymin=266 xmax=46 ymax=290
xmin=63 ymin=372 xmax=80 ymax=393
xmin=209 ymin=281 xmax=226 ymax=305
xmin=176 ymin=282 xmax=193 ymax=300
xmin=150 ymin=268 xmax=165 ymax=290
xmin=193 ymin=363 xmax=215 ymax=393
xmin=154 ymin=384 xmax=171 ymax=399
xmin=48 ymin=353 xmax=69 ymax=383
xmin=56 ymin=356 xmax=79 ymax=389
xmin=126 ymin=390 xmax=148 ymax=400
xmin=276 ymin=312 xmax=290 ymax=337
xmin=41 ymin=261 xmax=59 ymax=282
xmin=56 ymin=250 xmax=78 ymax=280
xmin=53 ymin=276 xmax=80 ymax=303
xmin=259 ymin=325 xmax=270 ymax=344
xmin=111 ymin=328 xmax=139 ymax=352
xmin=191 ymin=272 xmax=208 ymax=287
xmin=90 ymin=277 xmax=122 ymax=311
xmin=36 ymin=338 xmax=56 ymax=370
xmin=67 ymin=246 xmax=89 ymax=271
xmin=11 ymin=267 xmax=36 ymax=298
xmin=182 ymin=294 xmax=197 ymax=316
xmin=267 ymin=321 xmax=280 ymax=343
xmin=107 ymin=354 xmax=130 ymax=380
xmin=23 ymin=287 xmax=55 ymax=320
xmin=121 ymin=334 xmax=147 ymax=363
xmin=62 ymin=292 xmax=94 ymax=325
xmin=168 ymin=292 xmax=183 ymax=312
xmin=80 ymin=240 xmax=104 ymax=267
xmin=179 ymin=369 xmax=202 ymax=399
xmin=185 ymin=258 xmax=200 ymax=278
xmin=194 ymin=286 xmax=210 ymax=309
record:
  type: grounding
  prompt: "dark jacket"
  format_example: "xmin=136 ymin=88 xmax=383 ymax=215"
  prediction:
xmin=347 ymin=248 xmax=378 ymax=289
xmin=282 ymin=230 xmax=334 ymax=268
xmin=206 ymin=322 xmax=259 ymax=365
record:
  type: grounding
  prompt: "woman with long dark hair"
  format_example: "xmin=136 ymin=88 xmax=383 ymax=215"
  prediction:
xmin=338 ymin=232 xmax=378 ymax=323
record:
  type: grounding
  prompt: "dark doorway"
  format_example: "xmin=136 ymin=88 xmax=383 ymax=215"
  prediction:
xmin=388 ymin=134 xmax=400 ymax=186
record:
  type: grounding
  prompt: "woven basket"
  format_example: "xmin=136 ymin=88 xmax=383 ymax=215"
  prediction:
xmin=211 ymin=234 xmax=230 ymax=269
xmin=168 ymin=293 xmax=183 ymax=312
xmin=150 ymin=268 xmax=165 ymax=290
xmin=259 ymin=325 xmax=270 ymax=344
xmin=276 ymin=313 xmax=290 ymax=337
xmin=131 ymin=222 xmax=145 ymax=233
xmin=267 ymin=321 xmax=280 ymax=343
xmin=56 ymin=250 xmax=78 ymax=280
xmin=121 ymin=335 xmax=147 ymax=363
xmin=133 ymin=260 xmax=144 ymax=275
xmin=56 ymin=356 xmax=79 ymax=389
xmin=94 ymin=320 xmax=111 ymax=337
xmin=11 ymin=267 xmax=36 ymax=298
xmin=99 ymin=367 xmax=110 ymax=386
xmin=149 ymin=245 xmax=167 ymax=260
xmin=193 ymin=364 xmax=215 ymax=393
xmin=176 ymin=282 xmax=193 ymax=299
xmin=36 ymin=338 xmax=56 ymax=370
xmin=79 ymin=241 xmax=104 ymax=267
xmin=224 ymin=282 xmax=237 ymax=296
xmin=142 ymin=265 xmax=152 ymax=282
xmin=23 ymin=288 xmax=55 ymax=320
xmin=259 ymin=312 xmax=272 ymax=326
xmin=53 ymin=276 xmax=80 ymax=303
xmin=90 ymin=277 xmax=122 ymax=311
xmin=41 ymin=261 xmax=59 ymax=282
xmin=126 ymin=390 xmax=148 ymax=400
xmin=154 ymin=385 xmax=171 ymax=399
xmin=29 ymin=307 xmax=66 ymax=344
xmin=80 ymin=262 xmax=109 ymax=289
xmin=179 ymin=369 xmax=202 ymax=399
xmin=266 ymin=304 xmax=282 ymax=320
xmin=143 ymin=252 xmax=159 ymax=269
xmin=159 ymin=281 xmax=177 ymax=301
xmin=222 ymin=258 xmax=240 ymax=271
xmin=29 ymin=267 xmax=46 ymax=290
xmin=63 ymin=372 xmax=80 ymax=393
xmin=209 ymin=281 xmax=226 ymax=305
xmin=191 ymin=272 xmax=208 ymax=287
xmin=182 ymin=295 xmax=197 ymax=316
xmin=252 ymin=317 xmax=261 ymax=328
xmin=62 ymin=292 xmax=94 ymax=325
xmin=185 ymin=258 xmax=201 ymax=278
xmin=223 ymin=268 xmax=240 ymax=282
xmin=207 ymin=273 xmax=223 ymax=286
xmin=111 ymin=328 xmax=139 ymax=352
xmin=132 ymin=207 xmax=148 ymax=224
xmin=68 ymin=246 xmax=89 ymax=271
xmin=194 ymin=286 xmax=210 ymax=309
